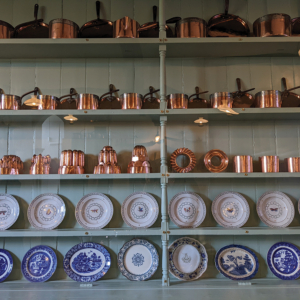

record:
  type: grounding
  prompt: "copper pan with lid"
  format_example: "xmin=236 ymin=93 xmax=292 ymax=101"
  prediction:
xmin=232 ymin=78 xmax=255 ymax=108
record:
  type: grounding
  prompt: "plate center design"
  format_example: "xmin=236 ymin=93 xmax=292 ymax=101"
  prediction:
xmin=39 ymin=204 xmax=57 ymax=222
xmin=181 ymin=253 xmax=191 ymax=263
xmin=177 ymin=202 xmax=196 ymax=219
xmin=71 ymin=250 xmax=103 ymax=274
xmin=131 ymin=202 xmax=149 ymax=219
xmin=265 ymin=201 xmax=283 ymax=219
xmin=0 ymin=204 xmax=11 ymax=221
xmin=132 ymin=253 xmax=144 ymax=267
xmin=0 ymin=255 xmax=8 ymax=277
xmin=273 ymin=248 xmax=298 ymax=274
xmin=221 ymin=202 xmax=239 ymax=219
xmin=28 ymin=252 xmax=51 ymax=276
xmin=86 ymin=203 xmax=104 ymax=221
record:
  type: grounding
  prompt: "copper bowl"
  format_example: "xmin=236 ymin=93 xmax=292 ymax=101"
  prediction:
xmin=233 ymin=155 xmax=253 ymax=173
xmin=204 ymin=149 xmax=229 ymax=173
xmin=210 ymin=92 xmax=233 ymax=108
xmin=255 ymin=90 xmax=281 ymax=108
xmin=260 ymin=156 xmax=279 ymax=172
xmin=167 ymin=94 xmax=188 ymax=109
xmin=286 ymin=157 xmax=300 ymax=172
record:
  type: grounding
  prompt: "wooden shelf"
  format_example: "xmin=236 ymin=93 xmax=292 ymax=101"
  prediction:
xmin=168 ymin=173 xmax=300 ymax=179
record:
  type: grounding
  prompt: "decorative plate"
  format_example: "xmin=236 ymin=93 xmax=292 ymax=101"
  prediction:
xmin=27 ymin=193 xmax=66 ymax=230
xmin=22 ymin=245 xmax=57 ymax=282
xmin=215 ymin=244 xmax=259 ymax=280
xmin=0 ymin=249 xmax=13 ymax=282
xmin=169 ymin=192 xmax=206 ymax=228
xmin=168 ymin=237 xmax=208 ymax=281
xmin=212 ymin=192 xmax=250 ymax=228
xmin=63 ymin=242 xmax=111 ymax=282
xmin=0 ymin=194 xmax=20 ymax=230
xmin=267 ymin=242 xmax=300 ymax=280
xmin=257 ymin=191 xmax=294 ymax=228
xmin=121 ymin=192 xmax=159 ymax=229
xmin=118 ymin=238 xmax=159 ymax=281
xmin=75 ymin=193 xmax=113 ymax=230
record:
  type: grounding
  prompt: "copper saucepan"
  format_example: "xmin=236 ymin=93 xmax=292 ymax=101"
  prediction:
xmin=232 ymin=78 xmax=255 ymax=108
xmin=260 ymin=156 xmax=279 ymax=173
xmin=49 ymin=19 xmax=79 ymax=38
xmin=255 ymin=90 xmax=281 ymax=108
xmin=281 ymin=77 xmax=300 ymax=107
xmin=99 ymin=84 xmax=121 ymax=109
xmin=0 ymin=89 xmax=21 ymax=110
xmin=113 ymin=16 xmax=140 ymax=38
xmin=210 ymin=92 xmax=233 ymax=108
xmin=188 ymin=87 xmax=209 ymax=108
xmin=167 ymin=89 xmax=208 ymax=109
xmin=176 ymin=17 xmax=206 ymax=38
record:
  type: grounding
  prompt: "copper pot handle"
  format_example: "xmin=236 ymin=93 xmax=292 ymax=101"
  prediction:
xmin=143 ymin=86 xmax=160 ymax=102
xmin=100 ymin=84 xmax=119 ymax=101
xmin=281 ymin=77 xmax=300 ymax=96
xmin=58 ymin=88 xmax=78 ymax=103
xmin=188 ymin=87 xmax=208 ymax=101
xmin=20 ymin=87 xmax=40 ymax=100
xmin=232 ymin=78 xmax=255 ymax=97
xmin=225 ymin=0 xmax=229 ymax=15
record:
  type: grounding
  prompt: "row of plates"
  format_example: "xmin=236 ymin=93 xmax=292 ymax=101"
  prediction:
xmin=0 ymin=192 xmax=159 ymax=230
xmin=0 ymin=238 xmax=299 ymax=283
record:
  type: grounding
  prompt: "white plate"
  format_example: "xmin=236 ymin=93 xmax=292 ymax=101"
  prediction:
xmin=169 ymin=192 xmax=206 ymax=228
xmin=212 ymin=192 xmax=250 ymax=228
xmin=28 ymin=193 xmax=66 ymax=230
xmin=257 ymin=191 xmax=294 ymax=228
xmin=169 ymin=237 xmax=208 ymax=281
xmin=75 ymin=193 xmax=113 ymax=230
xmin=0 ymin=194 xmax=19 ymax=230
xmin=121 ymin=192 xmax=159 ymax=229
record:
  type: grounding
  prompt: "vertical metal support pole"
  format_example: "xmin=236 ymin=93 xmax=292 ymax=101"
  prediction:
xmin=159 ymin=0 xmax=166 ymax=39
xmin=159 ymin=45 xmax=167 ymax=111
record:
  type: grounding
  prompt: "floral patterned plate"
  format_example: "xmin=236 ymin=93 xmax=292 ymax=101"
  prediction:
xmin=27 ymin=193 xmax=66 ymax=230
xmin=257 ymin=191 xmax=294 ymax=228
xmin=215 ymin=244 xmax=259 ymax=280
xmin=168 ymin=237 xmax=207 ymax=281
xmin=63 ymin=242 xmax=111 ymax=282
xmin=75 ymin=193 xmax=113 ymax=230
xmin=169 ymin=192 xmax=206 ymax=228
xmin=0 ymin=249 xmax=13 ymax=282
xmin=22 ymin=245 xmax=57 ymax=282
xmin=121 ymin=192 xmax=159 ymax=229
xmin=0 ymin=194 xmax=19 ymax=230
xmin=212 ymin=192 xmax=250 ymax=228
xmin=267 ymin=242 xmax=300 ymax=280
xmin=118 ymin=238 xmax=159 ymax=281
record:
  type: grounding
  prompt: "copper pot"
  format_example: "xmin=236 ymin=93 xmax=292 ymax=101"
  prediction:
xmin=233 ymin=156 xmax=253 ymax=173
xmin=255 ymin=90 xmax=281 ymax=108
xmin=113 ymin=16 xmax=140 ymax=38
xmin=260 ymin=156 xmax=279 ymax=173
xmin=0 ymin=91 xmax=21 ymax=110
xmin=253 ymin=13 xmax=291 ymax=37
xmin=167 ymin=94 xmax=188 ymax=109
xmin=176 ymin=17 xmax=206 ymax=38
xmin=286 ymin=157 xmax=300 ymax=172
xmin=49 ymin=19 xmax=79 ymax=38
xmin=119 ymin=93 xmax=143 ymax=109
xmin=0 ymin=20 xmax=14 ymax=38
xmin=58 ymin=166 xmax=84 ymax=174
xmin=210 ymin=92 xmax=233 ymax=108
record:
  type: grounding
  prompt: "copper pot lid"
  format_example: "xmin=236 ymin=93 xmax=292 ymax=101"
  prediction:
xmin=232 ymin=78 xmax=255 ymax=108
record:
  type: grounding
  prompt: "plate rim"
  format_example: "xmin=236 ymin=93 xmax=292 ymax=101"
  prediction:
xmin=121 ymin=192 xmax=159 ymax=229
xmin=0 ymin=249 xmax=13 ymax=282
xmin=212 ymin=191 xmax=250 ymax=228
xmin=267 ymin=241 xmax=300 ymax=280
xmin=168 ymin=237 xmax=208 ymax=281
xmin=21 ymin=245 xmax=57 ymax=283
xmin=168 ymin=191 xmax=206 ymax=228
xmin=75 ymin=193 xmax=114 ymax=230
xmin=27 ymin=193 xmax=66 ymax=230
xmin=117 ymin=238 xmax=159 ymax=281
xmin=215 ymin=244 xmax=259 ymax=280
xmin=257 ymin=191 xmax=295 ymax=228
xmin=0 ymin=194 xmax=20 ymax=230
xmin=63 ymin=242 xmax=111 ymax=282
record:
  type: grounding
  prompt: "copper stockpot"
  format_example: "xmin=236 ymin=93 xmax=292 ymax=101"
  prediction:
xmin=176 ymin=17 xmax=206 ymax=38
xmin=233 ymin=156 xmax=253 ymax=173
xmin=286 ymin=157 xmax=300 ymax=172
xmin=167 ymin=94 xmax=188 ymax=109
xmin=255 ymin=90 xmax=281 ymax=108
xmin=0 ymin=92 xmax=21 ymax=110
xmin=49 ymin=19 xmax=79 ymax=38
xmin=253 ymin=13 xmax=291 ymax=37
xmin=0 ymin=21 xmax=14 ymax=38
xmin=113 ymin=16 xmax=140 ymax=38
xmin=119 ymin=93 xmax=143 ymax=109
xmin=210 ymin=92 xmax=233 ymax=108
xmin=260 ymin=156 xmax=279 ymax=173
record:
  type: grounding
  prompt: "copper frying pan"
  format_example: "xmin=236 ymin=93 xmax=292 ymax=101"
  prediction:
xmin=232 ymin=78 xmax=255 ymax=108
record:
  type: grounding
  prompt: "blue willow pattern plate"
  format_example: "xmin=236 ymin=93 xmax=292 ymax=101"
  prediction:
xmin=63 ymin=242 xmax=111 ymax=282
xmin=168 ymin=237 xmax=208 ymax=281
xmin=22 ymin=245 xmax=57 ymax=282
xmin=215 ymin=244 xmax=259 ymax=280
xmin=118 ymin=238 xmax=159 ymax=281
xmin=267 ymin=242 xmax=300 ymax=280
xmin=0 ymin=249 xmax=13 ymax=282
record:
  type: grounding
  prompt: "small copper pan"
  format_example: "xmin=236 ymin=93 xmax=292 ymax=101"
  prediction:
xmin=286 ymin=157 xmax=300 ymax=172
xmin=255 ymin=90 xmax=281 ymax=108
xmin=233 ymin=155 xmax=253 ymax=173
xmin=232 ymin=78 xmax=255 ymax=108
xmin=210 ymin=92 xmax=233 ymax=108
xmin=188 ymin=87 xmax=209 ymax=108
xmin=260 ymin=156 xmax=279 ymax=173
xmin=281 ymin=77 xmax=300 ymax=107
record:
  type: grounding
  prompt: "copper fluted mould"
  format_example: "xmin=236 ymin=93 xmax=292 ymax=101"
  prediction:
xmin=260 ymin=156 xmax=279 ymax=173
xmin=0 ymin=155 xmax=23 ymax=175
xmin=204 ymin=149 xmax=228 ymax=173
xmin=286 ymin=157 xmax=300 ymax=172
xmin=58 ymin=150 xmax=85 ymax=174
xmin=233 ymin=155 xmax=253 ymax=173
xmin=94 ymin=146 xmax=121 ymax=174
xmin=170 ymin=148 xmax=196 ymax=173
xmin=30 ymin=154 xmax=51 ymax=175
xmin=128 ymin=145 xmax=152 ymax=173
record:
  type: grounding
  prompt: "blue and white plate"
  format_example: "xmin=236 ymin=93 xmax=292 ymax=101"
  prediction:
xmin=169 ymin=237 xmax=207 ymax=281
xmin=215 ymin=244 xmax=259 ymax=280
xmin=267 ymin=242 xmax=300 ymax=280
xmin=0 ymin=249 xmax=13 ymax=282
xmin=22 ymin=245 xmax=57 ymax=282
xmin=118 ymin=238 xmax=159 ymax=281
xmin=63 ymin=242 xmax=111 ymax=282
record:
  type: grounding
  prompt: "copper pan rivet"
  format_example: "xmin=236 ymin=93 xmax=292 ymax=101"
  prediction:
xmin=242 ymin=108 xmax=245 ymax=111
xmin=86 ymin=175 xmax=89 ymax=178
xmin=85 ymin=232 xmax=88 ymax=235
xmin=84 ymin=111 xmax=87 ymax=113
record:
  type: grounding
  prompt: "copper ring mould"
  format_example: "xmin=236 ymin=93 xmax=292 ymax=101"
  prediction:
xmin=170 ymin=148 xmax=196 ymax=173
xmin=204 ymin=150 xmax=228 ymax=173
